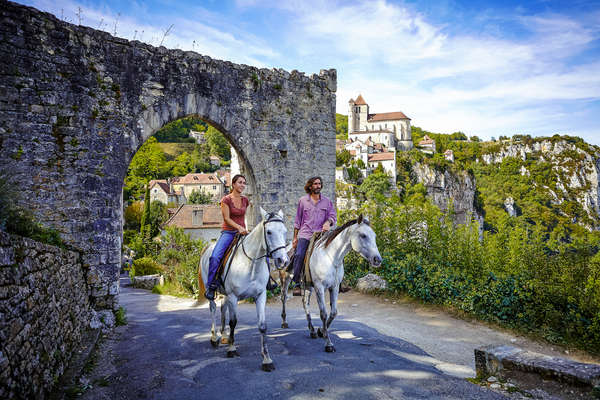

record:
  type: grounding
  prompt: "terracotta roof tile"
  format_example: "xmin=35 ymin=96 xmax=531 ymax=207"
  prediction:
xmin=172 ymin=173 xmax=222 ymax=185
xmin=367 ymin=112 xmax=410 ymax=121
xmin=354 ymin=94 xmax=367 ymax=105
xmin=163 ymin=204 xmax=223 ymax=229
xmin=368 ymin=152 xmax=395 ymax=161
xmin=149 ymin=179 xmax=172 ymax=194
xmin=418 ymin=135 xmax=435 ymax=145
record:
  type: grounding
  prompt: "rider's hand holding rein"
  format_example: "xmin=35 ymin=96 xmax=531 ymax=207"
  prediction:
xmin=322 ymin=220 xmax=332 ymax=232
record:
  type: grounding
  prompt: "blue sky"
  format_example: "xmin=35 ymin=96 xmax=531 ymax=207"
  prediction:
xmin=17 ymin=0 xmax=600 ymax=145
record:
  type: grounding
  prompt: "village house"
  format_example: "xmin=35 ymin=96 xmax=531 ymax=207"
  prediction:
xmin=171 ymin=172 xmax=225 ymax=201
xmin=418 ymin=135 xmax=436 ymax=154
xmin=209 ymin=155 xmax=221 ymax=167
xmin=148 ymin=179 xmax=186 ymax=206
xmin=189 ymin=129 xmax=206 ymax=144
xmin=367 ymin=152 xmax=397 ymax=182
xmin=161 ymin=204 xmax=223 ymax=242
xmin=444 ymin=149 xmax=454 ymax=162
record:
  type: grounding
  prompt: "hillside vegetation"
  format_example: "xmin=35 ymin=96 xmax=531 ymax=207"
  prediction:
xmin=336 ymin=117 xmax=600 ymax=353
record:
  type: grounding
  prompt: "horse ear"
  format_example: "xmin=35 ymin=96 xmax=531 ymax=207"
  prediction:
xmin=357 ymin=214 xmax=363 ymax=224
xmin=277 ymin=209 xmax=284 ymax=218
xmin=259 ymin=207 xmax=267 ymax=220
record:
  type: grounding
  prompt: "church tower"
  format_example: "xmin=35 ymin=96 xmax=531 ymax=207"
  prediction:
xmin=348 ymin=94 xmax=369 ymax=133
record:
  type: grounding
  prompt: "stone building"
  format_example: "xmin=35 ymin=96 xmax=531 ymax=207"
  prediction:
xmin=368 ymin=152 xmax=397 ymax=182
xmin=162 ymin=204 xmax=223 ymax=241
xmin=418 ymin=135 xmax=436 ymax=154
xmin=171 ymin=173 xmax=225 ymax=201
xmin=149 ymin=179 xmax=186 ymax=206
xmin=348 ymin=94 xmax=413 ymax=150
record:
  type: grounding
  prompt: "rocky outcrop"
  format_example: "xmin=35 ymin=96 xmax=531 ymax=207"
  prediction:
xmin=412 ymin=163 xmax=483 ymax=226
xmin=504 ymin=197 xmax=517 ymax=217
xmin=132 ymin=274 xmax=164 ymax=290
xmin=356 ymin=273 xmax=388 ymax=292
xmin=481 ymin=139 xmax=600 ymax=224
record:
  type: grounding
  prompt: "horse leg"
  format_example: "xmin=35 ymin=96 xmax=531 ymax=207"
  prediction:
xmin=226 ymin=296 xmax=239 ymax=357
xmin=209 ymin=299 xmax=219 ymax=348
xmin=220 ymin=298 xmax=229 ymax=345
xmin=315 ymin=286 xmax=335 ymax=352
xmin=326 ymin=285 xmax=339 ymax=329
xmin=280 ymin=271 xmax=291 ymax=329
xmin=256 ymin=290 xmax=274 ymax=371
xmin=302 ymin=288 xmax=317 ymax=338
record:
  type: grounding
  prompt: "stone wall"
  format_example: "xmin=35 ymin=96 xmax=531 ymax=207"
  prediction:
xmin=0 ymin=231 xmax=92 ymax=399
xmin=0 ymin=1 xmax=337 ymax=310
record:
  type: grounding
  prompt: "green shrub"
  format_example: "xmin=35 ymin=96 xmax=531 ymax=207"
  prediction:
xmin=130 ymin=257 xmax=163 ymax=278
xmin=115 ymin=306 xmax=127 ymax=326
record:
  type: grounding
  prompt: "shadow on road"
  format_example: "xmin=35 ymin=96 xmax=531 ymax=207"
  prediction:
xmin=87 ymin=277 xmax=504 ymax=399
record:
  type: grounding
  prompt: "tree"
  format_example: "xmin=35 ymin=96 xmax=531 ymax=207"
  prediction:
xmin=169 ymin=152 xmax=193 ymax=176
xmin=336 ymin=149 xmax=351 ymax=166
xmin=149 ymin=201 xmax=169 ymax=237
xmin=335 ymin=113 xmax=348 ymax=139
xmin=140 ymin=185 xmax=151 ymax=236
xmin=124 ymin=201 xmax=144 ymax=231
xmin=356 ymin=158 xmax=366 ymax=169
xmin=125 ymin=137 xmax=168 ymax=200
xmin=359 ymin=172 xmax=390 ymax=200
xmin=205 ymin=126 xmax=231 ymax=161
xmin=188 ymin=189 xmax=213 ymax=204
xmin=374 ymin=162 xmax=385 ymax=174
xmin=470 ymin=136 xmax=481 ymax=142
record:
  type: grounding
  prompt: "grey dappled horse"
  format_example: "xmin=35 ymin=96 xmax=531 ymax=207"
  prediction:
xmin=278 ymin=215 xmax=382 ymax=352
xmin=199 ymin=208 xmax=288 ymax=371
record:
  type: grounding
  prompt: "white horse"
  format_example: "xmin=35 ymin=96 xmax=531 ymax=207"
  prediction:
xmin=199 ymin=208 xmax=289 ymax=371
xmin=278 ymin=215 xmax=382 ymax=352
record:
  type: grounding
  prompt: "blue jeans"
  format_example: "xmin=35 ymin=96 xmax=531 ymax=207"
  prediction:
xmin=207 ymin=230 xmax=237 ymax=287
xmin=292 ymin=238 xmax=310 ymax=284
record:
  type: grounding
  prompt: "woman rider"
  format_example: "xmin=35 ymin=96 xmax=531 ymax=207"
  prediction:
xmin=204 ymin=174 xmax=249 ymax=300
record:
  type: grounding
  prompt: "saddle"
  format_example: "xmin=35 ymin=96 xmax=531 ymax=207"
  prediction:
xmin=285 ymin=231 xmax=323 ymax=287
xmin=215 ymin=233 xmax=243 ymax=286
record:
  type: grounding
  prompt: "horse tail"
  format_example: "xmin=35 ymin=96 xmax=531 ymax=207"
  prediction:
xmin=198 ymin=245 xmax=210 ymax=298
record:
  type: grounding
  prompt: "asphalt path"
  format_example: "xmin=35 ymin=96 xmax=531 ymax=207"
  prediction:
xmin=81 ymin=277 xmax=507 ymax=399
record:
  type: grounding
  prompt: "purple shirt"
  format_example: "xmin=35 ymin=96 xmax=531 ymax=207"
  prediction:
xmin=294 ymin=194 xmax=337 ymax=240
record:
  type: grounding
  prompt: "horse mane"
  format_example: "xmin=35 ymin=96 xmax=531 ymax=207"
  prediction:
xmin=317 ymin=218 xmax=360 ymax=248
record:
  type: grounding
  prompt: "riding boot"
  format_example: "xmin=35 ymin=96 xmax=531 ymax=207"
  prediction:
xmin=204 ymin=280 xmax=218 ymax=300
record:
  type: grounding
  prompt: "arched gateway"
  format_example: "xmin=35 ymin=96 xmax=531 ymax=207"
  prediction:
xmin=0 ymin=2 xmax=337 ymax=310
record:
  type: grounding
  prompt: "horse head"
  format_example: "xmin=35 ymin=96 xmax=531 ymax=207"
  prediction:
xmin=260 ymin=207 xmax=289 ymax=269
xmin=351 ymin=214 xmax=382 ymax=267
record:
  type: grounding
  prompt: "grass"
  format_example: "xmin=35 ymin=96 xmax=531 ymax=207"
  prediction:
xmin=152 ymin=281 xmax=194 ymax=298
xmin=115 ymin=306 xmax=127 ymax=326
xmin=157 ymin=143 xmax=196 ymax=161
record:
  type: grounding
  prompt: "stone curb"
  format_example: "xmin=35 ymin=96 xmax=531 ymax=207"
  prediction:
xmin=475 ymin=345 xmax=600 ymax=389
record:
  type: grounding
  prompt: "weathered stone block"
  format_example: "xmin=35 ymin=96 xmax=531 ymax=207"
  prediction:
xmin=356 ymin=273 xmax=388 ymax=292
xmin=132 ymin=274 xmax=164 ymax=290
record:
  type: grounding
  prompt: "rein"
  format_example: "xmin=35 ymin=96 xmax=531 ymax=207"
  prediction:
xmin=241 ymin=213 xmax=286 ymax=262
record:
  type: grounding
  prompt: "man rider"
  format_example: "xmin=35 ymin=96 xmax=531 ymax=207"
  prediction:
xmin=291 ymin=176 xmax=336 ymax=295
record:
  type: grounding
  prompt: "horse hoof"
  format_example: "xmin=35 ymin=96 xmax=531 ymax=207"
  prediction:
xmin=210 ymin=340 xmax=219 ymax=348
xmin=310 ymin=331 xmax=318 ymax=339
xmin=227 ymin=350 xmax=239 ymax=358
xmin=221 ymin=337 xmax=229 ymax=344
xmin=261 ymin=362 xmax=275 ymax=372
xmin=325 ymin=345 xmax=336 ymax=353
xmin=281 ymin=322 xmax=289 ymax=329
xmin=317 ymin=328 xmax=324 ymax=338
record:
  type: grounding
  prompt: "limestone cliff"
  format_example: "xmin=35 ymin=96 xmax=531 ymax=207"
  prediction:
xmin=481 ymin=139 xmax=600 ymax=227
xmin=411 ymin=163 xmax=483 ymax=226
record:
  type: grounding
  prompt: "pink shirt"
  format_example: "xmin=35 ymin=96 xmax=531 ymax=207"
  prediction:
xmin=294 ymin=194 xmax=337 ymax=240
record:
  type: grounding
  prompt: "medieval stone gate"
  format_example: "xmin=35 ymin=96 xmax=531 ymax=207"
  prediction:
xmin=0 ymin=1 xmax=337 ymax=312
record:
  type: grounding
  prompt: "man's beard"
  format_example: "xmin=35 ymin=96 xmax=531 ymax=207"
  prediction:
xmin=312 ymin=188 xmax=321 ymax=194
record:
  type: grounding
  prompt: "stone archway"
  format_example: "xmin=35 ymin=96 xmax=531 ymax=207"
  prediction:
xmin=0 ymin=1 xmax=337 ymax=310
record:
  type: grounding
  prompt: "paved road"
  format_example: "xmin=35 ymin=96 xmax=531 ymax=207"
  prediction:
xmin=81 ymin=277 xmax=507 ymax=399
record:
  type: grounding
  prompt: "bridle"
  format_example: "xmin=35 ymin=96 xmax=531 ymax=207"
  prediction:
xmin=241 ymin=213 xmax=287 ymax=261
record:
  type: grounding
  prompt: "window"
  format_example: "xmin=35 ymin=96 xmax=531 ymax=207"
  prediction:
xmin=213 ymin=185 xmax=216 ymax=190
xmin=192 ymin=209 xmax=203 ymax=226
